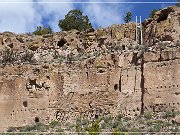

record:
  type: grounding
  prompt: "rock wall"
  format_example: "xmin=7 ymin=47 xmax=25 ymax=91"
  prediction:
xmin=0 ymin=5 xmax=179 ymax=131
xmin=143 ymin=6 xmax=180 ymax=47
xmin=0 ymin=50 xmax=180 ymax=131
xmin=143 ymin=50 xmax=180 ymax=113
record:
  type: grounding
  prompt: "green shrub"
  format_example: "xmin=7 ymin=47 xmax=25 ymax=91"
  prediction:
xmin=19 ymin=123 xmax=48 ymax=132
xmin=112 ymin=128 xmax=120 ymax=135
xmin=148 ymin=124 xmax=162 ymax=132
xmin=129 ymin=128 xmax=141 ymax=135
xmin=33 ymin=26 xmax=52 ymax=35
xmin=124 ymin=12 xmax=132 ymax=23
xmin=116 ymin=114 xmax=123 ymax=121
xmin=102 ymin=115 xmax=113 ymax=123
xmin=56 ymin=128 xmax=64 ymax=135
xmin=75 ymin=117 xmax=82 ymax=133
xmin=1 ymin=47 xmax=17 ymax=64
xmin=164 ymin=111 xmax=176 ymax=118
xmin=144 ymin=112 xmax=153 ymax=120
xmin=21 ymin=50 xmax=34 ymax=63
xmin=49 ymin=120 xmax=60 ymax=128
xmin=58 ymin=9 xmax=93 ymax=31
xmin=88 ymin=120 xmax=100 ymax=135
xmin=171 ymin=126 xmax=179 ymax=132
xmin=146 ymin=120 xmax=154 ymax=126
xmin=119 ymin=125 xmax=129 ymax=132
xmin=127 ymin=45 xmax=133 ymax=50
xmin=7 ymin=126 xmax=16 ymax=132
xmin=123 ymin=117 xmax=131 ymax=122
xmin=148 ymin=120 xmax=165 ymax=132
xmin=101 ymin=115 xmax=113 ymax=129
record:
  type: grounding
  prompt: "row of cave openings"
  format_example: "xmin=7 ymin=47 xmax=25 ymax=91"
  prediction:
xmin=149 ymin=84 xmax=180 ymax=93
xmin=145 ymin=104 xmax=179 ymax=113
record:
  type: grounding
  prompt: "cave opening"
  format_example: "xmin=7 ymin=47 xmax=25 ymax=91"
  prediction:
xmin=29 ymin=79 xmax=36 ymax=86
xmin=114 ymin=84 xmax=118 ymax=90
xmin=23 ymin=101 xmax=28 ymax=107
xmin=95 ymin=114 xmax=99 ymax=119
xmin=119 ymin=76 xmax=121 ymax=92
xmin=156 ymin=9 xmax=173 ymax=23
xmin=35 ymin=117 xmax=39 ymax=123
xmin=86 ymin=72 xmax=89 ymax=79
xmin=57 ymin=39 xmax=67 ymax=47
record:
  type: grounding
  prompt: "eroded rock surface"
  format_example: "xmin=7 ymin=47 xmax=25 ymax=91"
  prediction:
xmin=0 ymin=6 xmax=180 ymax=131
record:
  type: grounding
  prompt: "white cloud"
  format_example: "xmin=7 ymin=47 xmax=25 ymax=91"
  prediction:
xmin=0 ymin=0 xmax=42 ymax=33
xmin=82 ymin=0 xmax=132 ymax=28
xmin=0 ymin=0 xmax=132 ymax=33
xmin=36 ymin=0 xmax=74 ymax=31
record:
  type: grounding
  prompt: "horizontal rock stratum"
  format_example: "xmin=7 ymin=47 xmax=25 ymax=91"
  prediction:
xmin=0 ymin=6 xmax=180 ymax=131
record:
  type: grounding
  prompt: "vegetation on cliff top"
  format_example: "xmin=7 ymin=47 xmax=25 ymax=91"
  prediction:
xmin=124 ymin=12 xmax=132 ymax=23
xmin=33 ymin=26 xmax=52 ymax=35
xmin=58 ymin=9 xmax=93 ymax=31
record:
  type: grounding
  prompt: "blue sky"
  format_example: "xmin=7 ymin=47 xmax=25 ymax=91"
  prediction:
xmin=0 ymin=0 xmax=177 ymax=33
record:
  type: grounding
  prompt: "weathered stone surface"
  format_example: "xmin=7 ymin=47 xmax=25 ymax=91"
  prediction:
xmin=143 ymin=6 xmax=180 ymax=47
xmin=174 ymin=114 xmax=180 ymax=124
xmin=0 ymin=6 xmax=179 ymax=132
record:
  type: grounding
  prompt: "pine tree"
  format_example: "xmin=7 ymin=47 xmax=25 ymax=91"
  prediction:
xmin=58 ymin=9 xmax=93 ymax=31
xmin=124 ymin=12 xmax=132 ymax=23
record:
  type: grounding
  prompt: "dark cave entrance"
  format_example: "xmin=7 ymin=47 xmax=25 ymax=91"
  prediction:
xmin=35 ymin=117 xmax=39 ymax=123
xmin=156 ymin=8 xmax=173 ymax=23
xmin=57 ymin=39 xmax=67 ymax=47
xmin=23 ymin=101 xmax=28 ymax=107
xmin=114 ymin=84 xmax=118 ymax=90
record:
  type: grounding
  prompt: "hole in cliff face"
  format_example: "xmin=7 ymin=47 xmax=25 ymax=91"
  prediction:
xmin=162 ymin=35 xmax=173 ymax=41
xmin=35 ymin=117 xmax=39 ymax=123
xmin=119 ymin=76 xmax=121 ymax=92
xmin=86 ymin=72 xmax=89 ymax=79
xmin=29 ymin=79 xmax=36 ymax=86
xmin=156 ymin=8 xmax=173 ymax=23
xmin=95 ymin=114 xmax=99 ymax=119
xmin=114 ymin=84 xmax=118 ymax=90
xmin=97 ymin=69 xmax=105 ymax=73
xmin=46 ymin=76 xmax=50 ymax=80
xmin=23 ymin=101 xmax=28 ymax=107
xmin=57 ymin=39 xmax=67 ymax=47
xmin=5 ymin=38 xmax=11 ymax=44
xmin=131 ymin=52 xmax=138 ymax=65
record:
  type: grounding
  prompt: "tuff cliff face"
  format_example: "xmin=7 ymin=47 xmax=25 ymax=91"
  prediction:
xmin=0 ymin=6 xmax=180 ymax=131
xmin=143 ymin=6 xmax=180 ymax=47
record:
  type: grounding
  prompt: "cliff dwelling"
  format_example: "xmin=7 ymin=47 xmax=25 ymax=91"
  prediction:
xmin=0 ymin=6 xmax=179 ymax=132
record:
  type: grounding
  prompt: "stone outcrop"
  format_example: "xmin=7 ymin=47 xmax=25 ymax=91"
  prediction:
xmin=0 ymin=6 xmax=179 ymax=131
xmin=143 ymin=6 xmax=180 ymax=47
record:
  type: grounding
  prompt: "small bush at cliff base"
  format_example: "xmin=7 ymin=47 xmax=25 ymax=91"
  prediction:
xmin=49 ymin=120 xmax=60 ymax=128
xmin=58 ymin=9 xmax=93 ymax=31
xmin=56 ymin=128 xmax=64 ymax=135
xmin=144 ymin=112 xmax=153 ymax=119
xmin=88 ymin=120 xmax=100 ymax=135
xmin=163 ymin=111 xmax=176 ymax=118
